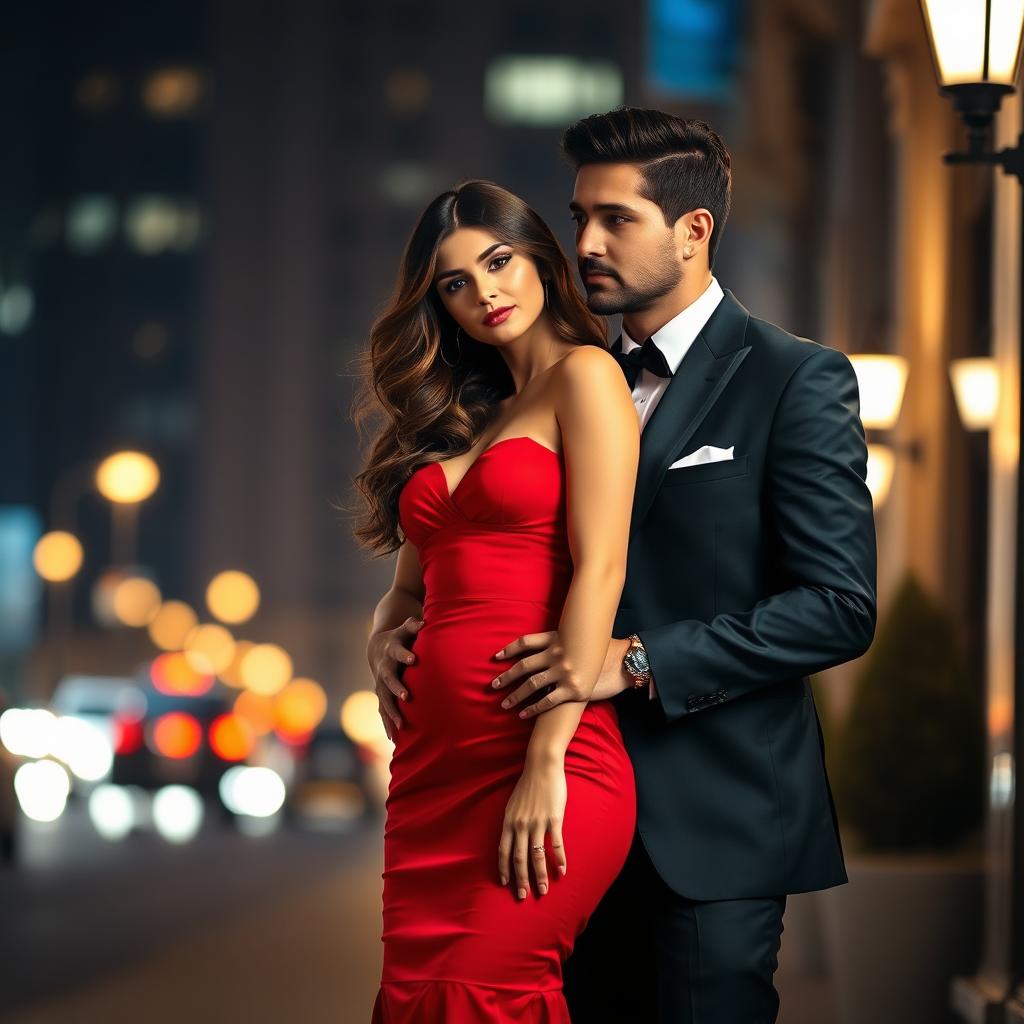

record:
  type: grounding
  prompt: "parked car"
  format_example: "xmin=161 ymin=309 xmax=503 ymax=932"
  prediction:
xmin=286 ymin=726 xmax=372 ymax=831
xmin=110 ymin=686 xmax=248 ymax=802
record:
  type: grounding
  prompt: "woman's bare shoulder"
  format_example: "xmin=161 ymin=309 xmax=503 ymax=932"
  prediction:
xmin=550 ymin=343 xmax=623 ymax=388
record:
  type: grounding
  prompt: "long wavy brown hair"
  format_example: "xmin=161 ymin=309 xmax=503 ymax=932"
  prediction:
xmin=349 ymin=179 xmax=607 ymax=556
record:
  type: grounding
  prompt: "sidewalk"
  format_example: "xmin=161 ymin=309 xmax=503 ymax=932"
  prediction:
xmin=10 ymin=840 xmax=837 ymax=1023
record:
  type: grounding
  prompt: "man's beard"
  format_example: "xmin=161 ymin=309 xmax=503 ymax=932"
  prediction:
xmin=582 ymin=239 xmax=682 ymax=316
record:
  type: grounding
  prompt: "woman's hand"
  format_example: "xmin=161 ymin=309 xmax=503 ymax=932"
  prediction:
xmin=367 ymin=616 xmax=424 ymax=741
xmin=498 ymin=758 xmax=568 ymax=900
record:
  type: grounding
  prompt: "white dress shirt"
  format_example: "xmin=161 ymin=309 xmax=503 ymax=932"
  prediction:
xmin=620 ymin=276 xmax=725 ymax=699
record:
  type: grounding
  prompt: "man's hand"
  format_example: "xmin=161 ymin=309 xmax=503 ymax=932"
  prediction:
xmin=492 ymin=633 xmax=633 ymax=719
xmin=367 ymin=616 xmax=424 ymax=741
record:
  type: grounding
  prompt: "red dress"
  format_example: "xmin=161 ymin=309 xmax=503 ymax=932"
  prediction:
xmin=372 ymin=436 xmax=637 ymax=1023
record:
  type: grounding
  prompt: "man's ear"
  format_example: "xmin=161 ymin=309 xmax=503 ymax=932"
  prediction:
xmin=675 ymin=209 xmax=714 ymax=261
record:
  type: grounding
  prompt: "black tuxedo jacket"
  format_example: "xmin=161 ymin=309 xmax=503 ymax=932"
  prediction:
xmin=610 ymin=288 xmax=877 ymax=900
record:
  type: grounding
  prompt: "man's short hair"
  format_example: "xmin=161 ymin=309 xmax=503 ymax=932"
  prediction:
xmin=561 ymin=107 xmax=732 ymax=268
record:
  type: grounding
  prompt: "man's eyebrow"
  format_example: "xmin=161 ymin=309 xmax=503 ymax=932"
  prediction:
xmin=435 ymin=242 xmax=508 ymax=282
xmin=568 ymin=201 xmax=641 ymax=215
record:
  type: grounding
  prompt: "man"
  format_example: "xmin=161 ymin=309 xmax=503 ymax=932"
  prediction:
xmin=491 ymin=107 xmax=877 ymax=1021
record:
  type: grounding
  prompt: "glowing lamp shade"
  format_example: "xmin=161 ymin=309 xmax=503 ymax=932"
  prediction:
xmin=848 ymin=355 xmax=909 ymax=430
xmin=919 ymin=0 xmax=1024 ymax=87
xmin=865 ymin=444 xmax=896 ymax=508
xmin=949 ymin=357 xmax=999 ymax=430
xmin=96 ymin=451 xmax=160 ymax=504
xmin=33 ymin=531 xmax=84 ymax=582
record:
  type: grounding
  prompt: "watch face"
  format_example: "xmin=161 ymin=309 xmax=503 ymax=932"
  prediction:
xmin=625 ymin=645 xmax=649 ymax=676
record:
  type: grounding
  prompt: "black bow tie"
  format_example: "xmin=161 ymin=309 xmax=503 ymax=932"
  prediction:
xmin=613 ymin=335 xmax=672 ymax=389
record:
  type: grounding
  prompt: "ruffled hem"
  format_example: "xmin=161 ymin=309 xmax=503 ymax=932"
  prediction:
xmin=371 ymin=979 xmax=571 ymax=1023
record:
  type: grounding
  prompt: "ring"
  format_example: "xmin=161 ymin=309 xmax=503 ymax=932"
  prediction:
xmin=532 ymin=844 xmax=545 ymax=851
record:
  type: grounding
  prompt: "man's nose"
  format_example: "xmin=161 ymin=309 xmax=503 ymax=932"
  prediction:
xmin=576 ymin=224 xmax=605 ymax=259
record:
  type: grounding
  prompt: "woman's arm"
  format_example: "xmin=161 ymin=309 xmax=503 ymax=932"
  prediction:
xmin=524 ymin=345 xmax=639 ymax=766
xmin=497 ymin=345 xmax=639 ymax=899
xmin=367 ymin=539 xmax=426 ymax=740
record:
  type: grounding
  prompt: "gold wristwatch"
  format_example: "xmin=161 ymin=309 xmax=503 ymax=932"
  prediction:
xmin=622 ymin=633 xmax=652 ymax=690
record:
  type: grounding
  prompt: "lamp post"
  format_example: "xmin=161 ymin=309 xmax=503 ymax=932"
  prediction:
xmin=920 ymin=0 xmax=1024 ymax=178
xmin=917 ymin=2 xmax=1024 ymax=1021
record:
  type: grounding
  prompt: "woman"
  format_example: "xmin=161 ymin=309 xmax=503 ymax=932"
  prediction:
xmin=352 ymin=179 xmax=639 ymax=1022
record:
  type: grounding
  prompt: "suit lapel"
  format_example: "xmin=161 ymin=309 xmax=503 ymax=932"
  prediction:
xmin=626 ymin=289 xmax=753 ymax=537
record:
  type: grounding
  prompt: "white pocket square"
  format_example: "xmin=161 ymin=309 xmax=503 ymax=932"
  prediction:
xmin=668 ymin=444 xmax=735 ymax=470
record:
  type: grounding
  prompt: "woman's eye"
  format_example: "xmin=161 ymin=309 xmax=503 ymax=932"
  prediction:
xmin=445 ymin=278 xmax=466 ymax=293
xmin=490 ymin=254 xmax=511 ymax=270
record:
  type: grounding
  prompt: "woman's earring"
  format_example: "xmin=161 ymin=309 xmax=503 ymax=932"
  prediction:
xmin=440 ymin=326 xmax=462 ymax=368
xmin=543 ymin=279 xmax=550 ymax=306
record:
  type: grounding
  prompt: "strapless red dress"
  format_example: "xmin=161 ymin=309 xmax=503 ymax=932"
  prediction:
xmin=371 ymin=436 xmax=636 ymax=1023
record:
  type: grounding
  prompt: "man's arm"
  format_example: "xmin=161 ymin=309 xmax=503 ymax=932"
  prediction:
xmin=641 ymin=346 xmax=877 ymax=723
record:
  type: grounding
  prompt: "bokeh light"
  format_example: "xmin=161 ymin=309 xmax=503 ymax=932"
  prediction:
xmin=150 ymin=712 xmax=203 ymax=759
xmin=142 ymin=67 xmax=203 ymax=117
xmin=95 ymin=450 xmax=160 ymax=504
xmin=341 ymin=690 xmax=388 ymax=745
xmin=0 ymin=707 xmax=59 ymax=759
xmin=147 ymin=600 xmax=198 ymax=651
xmin=183 ymin=622 xmax=236 ymax=675
xmin=206 ymin=570 xmax=260 ymax=624
xmin=218 ymin=766 xmax=286 ymax=818
xmin=112 ymin=575 xmax=162 ymax=627
xmin=14 ymin=759 xmax=71 ymax=822
xmin=152 ymin=785 xmax=204 ymax=843
xmin=88 ymin=784 xmax=135 ymax=841
xmin=50 ymin=716 xmax=114 ymax=781
xmin=208 ymin=713 xmax=254 ymax=762
xmin=233 ymin=690 xmax=275 ymax=736
xmin=33 ymin=531 xmax=84 ymax=583
xmin=66 ymin=194 xmax=118 ymax=253
xmin=150 ymin=652 xmax=214 ymax=697
xmin=274 ymin=677 xmax=327 ymax=741
xmin=240 ymin=643 xmax=293 ymax=696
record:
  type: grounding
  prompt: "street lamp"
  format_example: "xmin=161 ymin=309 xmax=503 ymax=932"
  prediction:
xmin=949 ymin=357 xmax=1001 ymax=430
xmin=919 ymin=0 xmax=1024 ymax=177
xmin=848 ymin=354 xmax=913 ymax=507
xmin=918 ymin=3 xmax=1024 ymax=1022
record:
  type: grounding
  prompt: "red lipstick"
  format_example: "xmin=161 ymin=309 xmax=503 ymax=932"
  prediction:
xmin=483 ymin=306 xmax=515 ymax=327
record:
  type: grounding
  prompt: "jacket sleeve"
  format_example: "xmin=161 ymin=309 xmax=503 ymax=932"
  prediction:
xmin=638 ymin=346 xmax=877 ymax=723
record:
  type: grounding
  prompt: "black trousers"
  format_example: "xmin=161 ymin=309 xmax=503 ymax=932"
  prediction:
xmin=563 ymin=830 xmax=787 ymax=1023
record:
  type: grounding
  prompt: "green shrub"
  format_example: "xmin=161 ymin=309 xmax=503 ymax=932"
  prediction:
xmin=832 ymin=573 xmax=985 ymax=851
